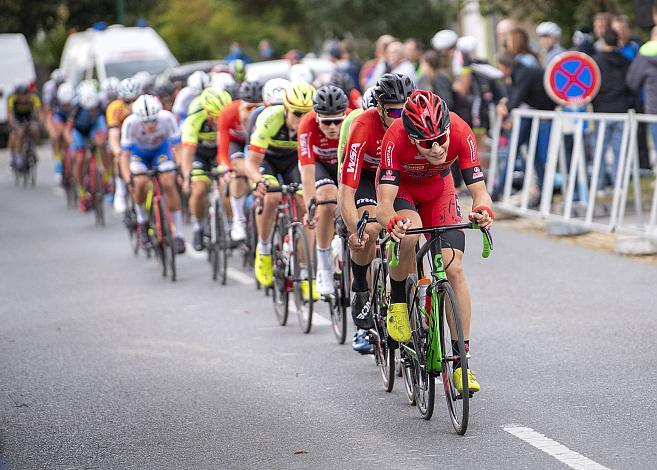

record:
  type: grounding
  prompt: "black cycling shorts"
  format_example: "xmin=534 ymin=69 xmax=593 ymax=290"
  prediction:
xmin=260 ymin=154 xmax=300 ymax=185
xmin=315 ymin=161 xmax=338 ymax=189
xmin=354 ymin=169 xmax=377 ymax=209
xmin=192 ymin=145 xmax=218 ymax=173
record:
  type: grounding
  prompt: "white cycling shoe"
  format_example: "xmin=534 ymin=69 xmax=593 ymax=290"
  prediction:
xmin=316 ymin=269 xmax=334 ymax=296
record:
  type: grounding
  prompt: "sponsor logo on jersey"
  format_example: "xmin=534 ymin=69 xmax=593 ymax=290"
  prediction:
xmin=472 ymin=166 xmax=483 ymax=180
xmin=380 ymin=169 xmax=396 ymax=182
xmin=312 ymin=145 xmax=337 ymax=158
xmin=299 ymin=133 xmax=309 ymax=156
xmin=356 ymin=197 xmax=377 ymax=206
xmin=347 ymin=143 xmax=361 ymax=173
xmin=467 ymin=134 xmax=477 ymax=163
xmin=384 ymin=141 xmax=394 ymax=166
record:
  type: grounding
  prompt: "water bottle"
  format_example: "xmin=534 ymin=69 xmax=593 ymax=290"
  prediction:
xmin=417 ymin=278 xmax=431 ymax=332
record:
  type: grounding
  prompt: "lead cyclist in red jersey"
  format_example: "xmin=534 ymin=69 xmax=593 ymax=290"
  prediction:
xmin=376 ymin=89 xmax=494 ymax=394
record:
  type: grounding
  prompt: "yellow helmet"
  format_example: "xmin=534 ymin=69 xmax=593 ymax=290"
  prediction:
xmin=283 ymin=82 xmax=316 ymax=113
xmin=200 ymin=87 xmax=232 ymax=116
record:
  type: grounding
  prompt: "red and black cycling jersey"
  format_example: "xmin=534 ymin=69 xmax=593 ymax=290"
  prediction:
xmin=339 ymin=108 xmax=386 ymax=189
xmin=298 ymin=110 xmax=351 ymax=166
xmin=378 ymin=112 xmax=484 ymax=187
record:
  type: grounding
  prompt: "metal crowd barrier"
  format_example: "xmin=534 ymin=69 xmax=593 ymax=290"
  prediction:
xmin=485 ymin=108 xmax=657 ymax=245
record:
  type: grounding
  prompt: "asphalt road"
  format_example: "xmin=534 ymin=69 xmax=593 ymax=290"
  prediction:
xmin=1 ymin=146 xmax=656 ymax=469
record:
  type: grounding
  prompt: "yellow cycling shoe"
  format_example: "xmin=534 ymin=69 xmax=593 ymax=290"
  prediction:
xmin=255 ymin=248 xmax=273 ymax=287
xmin=453 ymin=367 xmax=481 ymax=394
xmin=387 ymin=303 xmax=411 ymax=342
xmin=299 ymin=280 xmax=320 ymax=301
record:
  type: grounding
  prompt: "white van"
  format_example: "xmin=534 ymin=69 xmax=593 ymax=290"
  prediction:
xmin=60 ymin=25 xmax=178 ymax=84
xmin=0 ymin=34 xmax=36 ymax=144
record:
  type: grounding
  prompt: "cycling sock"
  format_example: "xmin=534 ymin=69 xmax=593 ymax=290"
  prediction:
xmin=390 ymin=278 xmax=406 ymax=304
xmin=192 ymin=217 xmax=202 ymax=231
xmin=171 ymin=211 xmax=183 ymax=237
xmin=351 ymin=260 xmax=370 ymax=292
xmin=452 ymin=340 xmax=470 ymax=371
xmin=316 ymin=246 xmax=331 ymax=271
xmin=115 ymin=177 xmax=127 ymax=197
xmin=78 ymin=186 xmax=86 ymax=198
xmin=258 ymin=240 xmax=272 ymax=255
xmin=135 ymin=205 xmax=147 ymax=224
xmin=230 ymin=195 xmax=246 ymax=223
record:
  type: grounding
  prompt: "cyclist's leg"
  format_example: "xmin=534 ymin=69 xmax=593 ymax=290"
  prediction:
xmin=154 ymin=141 xmax=184 ymax=241
xmin=228 ymin=147 xmax=249 ymax=240
xmin=314 ymin=161 xmax=338 ymax=294
xmin=52 ymin=113 xmax=67 ymax=174
xmin=71 ymin=129 xmax=89 ymax=198
xmin=350 ymin=170 xmax=380 ymax=290
xmin=129 ymin=147 xmax=152 ymax=244
xmin=91 ymin=117 xmax=111 ymax=186
xmin=254 ymin=158 xmax=281 ymax=286
xmin=388 ymin=188 xmax=422 ymax=304
xmin=189 ymin=150 xmax=212 ymax=250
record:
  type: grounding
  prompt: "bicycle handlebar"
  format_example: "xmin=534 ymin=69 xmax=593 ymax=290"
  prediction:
xmin=307 ymin=198 xmax=337 ymax=223
xmin=388 ymin=222 xmax=493 ymax=268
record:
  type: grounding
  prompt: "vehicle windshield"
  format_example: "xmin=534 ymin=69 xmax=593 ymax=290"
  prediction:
xmin=105 ymin=59 xmax=172 ymax=79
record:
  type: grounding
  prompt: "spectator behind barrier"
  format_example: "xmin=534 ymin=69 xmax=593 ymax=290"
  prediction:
xmin=417 ymin=49 xmax=455 ymax=111
xmin=592 ymin=28 xmax=632 ymax=189
xmin=627 ymin=26 xmax=657 ymax=166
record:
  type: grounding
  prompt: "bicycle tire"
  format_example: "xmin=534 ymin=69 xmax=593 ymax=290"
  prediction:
xmin=407 ymin=275 xmax=435 ymax=420
xmin=271 ymin=217 xmax=289 ymax=325
xmin=369 ymin=258 xmax=394 ymax=391
xmin=438 ymin=281 xmax=469 ymax=435
xmin=292 ymin=223 xmax=313 ymax=334
xmin=94 ymin=167 xmax=105 ymax=227
xmin=210 ymin=198 xmax=228 ymax=285
xmin=401 ymin=349 xmax=417 ymax=406
xmin=329 ymin=248 xmax=348 ymax=344
xmin=160 ymin=198 xmax=177 ymax=282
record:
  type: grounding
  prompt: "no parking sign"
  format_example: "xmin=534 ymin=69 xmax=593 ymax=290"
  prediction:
xmin=544 ymin=52 xmax=601 ymax=106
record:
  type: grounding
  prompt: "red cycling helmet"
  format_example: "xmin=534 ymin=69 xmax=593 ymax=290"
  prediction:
xmin=401 ymin=89 xmax=450 ymax=141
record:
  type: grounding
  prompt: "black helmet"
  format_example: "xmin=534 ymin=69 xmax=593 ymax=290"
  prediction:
xmin=154 ymin=77 xmax=175 ymax=98
xmin=239 ymin=80 xmax=263 ymax=104
xmin=313 ymin=85 xmax=348 ymax=115
xmin=328 ymin=71 xmax=355 ymax=94
xmin=14 ymin=83 xmax=29 ymax=95
xmin=374 ymin=73 xmax=416 ymax=104
xmin=225 ymin=82 xmax=241 ymax=100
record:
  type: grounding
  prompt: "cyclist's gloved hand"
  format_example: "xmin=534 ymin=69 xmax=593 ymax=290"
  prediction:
xmin=469 ymin=204 xmax=494 ymax=229
xmin=386 ymin=214 xmax=410 ymax=242
xmin=254 ymin=179 xmax=268 ymax=198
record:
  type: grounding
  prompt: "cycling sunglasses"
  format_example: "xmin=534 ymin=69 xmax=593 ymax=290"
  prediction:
xmin=292 ymin=110 xmax=308 ymax=118
xmin=384 ymin=107 xmax=403 ymax=119
xmin=318 ymin=116 xmax=345 ymax=126
xmin=416 ymin=131 xmax=449 ymax=149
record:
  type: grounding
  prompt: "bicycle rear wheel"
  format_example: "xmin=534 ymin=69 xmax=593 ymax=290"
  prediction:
xmin=330 ymin=247 xmax=348 ymax=344
xmin=292 ymin=223 xmax=313 ymax=334
xmin=438 ymin=281 xmax=469 ymax=435
xmin=271 ymin=217 xmax=289 ymax=325
xmin=94 ymin=167 xmax=105 ymax=226
xmin=371 ymin=258 xmax=395 ymax=392
xmin=160 ymin=199 xmax=177 ymax=282
xmin=407 ymin=275 xmax=435 ymax=420
xmin=401 ymin=349 xmax=417 ymax=406
xmin=210 ymin=198 xmax=228 ymax=284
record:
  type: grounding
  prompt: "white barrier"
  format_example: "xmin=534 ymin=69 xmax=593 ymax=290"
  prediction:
xmin=486 ymin=108 xmax=657 ymax=242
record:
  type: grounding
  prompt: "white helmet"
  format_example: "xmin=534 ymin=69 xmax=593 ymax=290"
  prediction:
xmin=51 ymin=68 xmax=64 ymax=84
xmin=57 ymin=82 xmax=76 ymax=105
xmin=78 ymin=89 xmax=99 ymax=110
xmin=361 ymin=86 xmax=377 ymax=110
xmin=456 ymin=36 xmax=478 ymax=54
xmin=536 ymin=22 xmax=562 ymax=38
xmin=288 ymin=63 xmax=313 ymax=84
xmin=210 ymin=72 xmax=236 ymax=91
xmin=262 ymin=78 xmax=291 ymax=105
xmin=118 ymin=78 xmax=142 ymax=101
xmin=187 ymin=70 xmax=210 ymax=93
xmin=431 ymin=29 xmax=458 ymax=51
xmin=101 ymin=77 xmax=121 ymax=98
xmin=132 ymin=94 xmax=162 ymax=122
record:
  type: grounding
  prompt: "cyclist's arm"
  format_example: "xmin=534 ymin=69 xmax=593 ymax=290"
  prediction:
xmin=108 ymin=128 xmax=122 ymax=157
xmin=297 ymin=115 xmax=316 ymax=208
xmin=7 ymin=97 xmax=15 ymax=128
xmin=376 ymin=183 xmax=399 ymax=229
xmin=338 ymin=117 xmax=367 ymax=233
xmin=217 ymin=108 xmax=232 ymax=168
xmin=119 ymin=117 xmax=135 ymax=182
xmin=245 ymin=148 xmax=264 ymax=184
xmin=247 ymin=106 xmax=278 ymax=184
xmin=32 ymin=96 xmax=43 ymax=124
xmin=376 ymin=137 xmax=402 ymax=229
xmin=468 ymin=180 xmax=493 ymax=214
xmin=338 ymin=184 xmax=358 ymax=233
xmin=64 ymin=115 xmax=75 ymax=145
xmin=180 ymin=111 xmax=203 ymax=180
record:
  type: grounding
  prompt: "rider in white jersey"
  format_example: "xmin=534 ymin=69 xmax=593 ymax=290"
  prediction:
xmin=120 ymin=95 xmax=186 ymax=253
xmin=172 ymin=71 xmax=209 ymax=122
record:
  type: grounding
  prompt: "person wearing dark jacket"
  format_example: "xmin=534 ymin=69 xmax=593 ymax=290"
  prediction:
xmin=495 ymin=42 xmax=555 ymax=197
xmin=627 ymin=27 xmax=657 ymax=166
xmin=593 ymin=29 xmax=631 ymax=187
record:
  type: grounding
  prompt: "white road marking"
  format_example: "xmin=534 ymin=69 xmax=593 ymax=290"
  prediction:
xmin=312 ymin=314 xmax=332 ymax=326
xmin=504 ymin=426 xmax=610 ymax=470
xmin=226 ymin=268 xmax=254 ymax=286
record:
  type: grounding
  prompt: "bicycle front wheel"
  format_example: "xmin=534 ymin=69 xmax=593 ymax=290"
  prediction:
xmin=407 ymin=275 xmax=435 ymax=420
xmin=292 ymin=223 xmax=313 ymax=334
xmin=438 ymin=281 xmax=469 ymax=435
xmin=329 ymin=241 xmax=348 ymax=344
xmin=371 ymin=258 xmax=394 ymax=392
xmin=271 ymin=217 xmax=289 ymax=325
xmin=159 ymin=199 xmax=176 ymax=282
xmin=210 ymin=198 xmax=228 ymax=285
xmin=94 ymin=167 xmax=105 ymax=227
